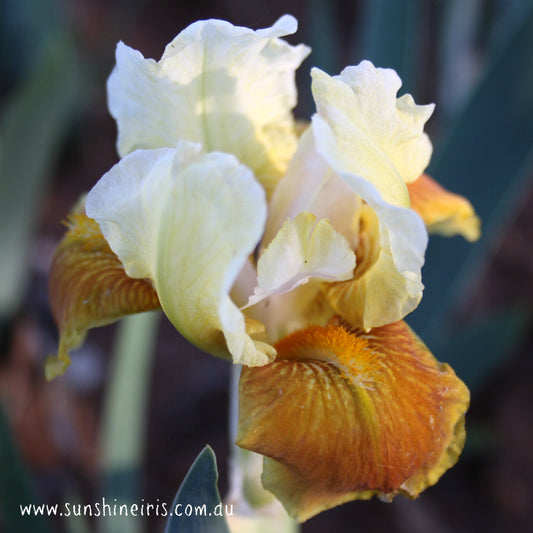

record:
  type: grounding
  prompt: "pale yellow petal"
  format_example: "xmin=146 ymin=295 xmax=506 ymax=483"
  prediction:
xmin=246 ymin=212 xmax=355 ymax=307
xmin=311 ymin=61 xmax=435 ymax=207
xmin=248 ymin=283 xmax=336 ymax=344
xmin=86 ymin=142 xmax=274 ymax=366
xmin=264 ymin=129 xmax=361 ymax=250
xmin=269 ymin=128 xmax=428 ymax=329
xmin=108 ymin=16 xmax=310 ymax=194
xmin=323 ymin=203 xmax=425 ymax=330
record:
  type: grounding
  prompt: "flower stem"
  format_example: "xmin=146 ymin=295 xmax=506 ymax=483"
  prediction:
xmin=226 ymin=364 xmax=299 ymax=533
xmin=100 ymin=311 xmax=159 ymax=533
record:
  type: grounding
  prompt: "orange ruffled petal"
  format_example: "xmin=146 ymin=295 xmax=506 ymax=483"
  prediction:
xmin=47 ymin=211 xmax=160 ymax=379
xmin=408 ymin=174 xmax=480 ymax=241
xmin=237 ymin=319 xmax=469 ymax=522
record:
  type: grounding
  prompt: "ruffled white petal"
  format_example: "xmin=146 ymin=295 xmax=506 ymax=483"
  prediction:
xmin=269 ymin=125 xmax=427 ymax=329
xmin=85 ymin=141 xmax=273 ymax=366
xmin=107 ymin=15 xmax=310 ymax=193
xmin=246 ymin=212 xmax=355 ymax=307
xmin=311 ymin=117 xmax=428 ymax=327
xmin=311 ymin=61 xmax=434 ymax=206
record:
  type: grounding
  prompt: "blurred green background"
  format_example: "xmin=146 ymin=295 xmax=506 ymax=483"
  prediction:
xmin=1 ymin=0 xmax=532 ymax=532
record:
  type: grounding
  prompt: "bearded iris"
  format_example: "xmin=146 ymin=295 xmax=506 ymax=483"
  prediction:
xmin=48 ymin=15 xmax=480 ymax=522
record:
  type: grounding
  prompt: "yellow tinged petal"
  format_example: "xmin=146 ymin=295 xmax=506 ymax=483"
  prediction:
xmin=311 ymin=61 xmax=435 ymax=207
xmin=407 ymin=174 xmax=481 ymax=241
xmin=321 ymin=205 xmax=380 ymax=327
xmin=322 ymin=204 xmax=424 ymax=330
xmin=278 ymin=114 xmax=427 ymax=329
xmin=108 ymin=16 xmax=310 ymax=195
xmin=246 ymin=212 xmax=355 ymax=307
xmin=237 ymin=320 xmax=469 ymax=521
xmin=263 ymin=129 xmax=361 ymax=250
xmin=86 ymin=142 xmax=273 ymax=366
xmin=249 ymin=283 xmax=336 ymax=345
xmin=261 ymin=459 xmax=373 ymax=522
xmin=47 ymin=212 xmax=160 ymax=379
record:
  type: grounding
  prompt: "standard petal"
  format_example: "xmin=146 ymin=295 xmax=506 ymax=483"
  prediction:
xmin=264 ymin=129 xmax=361 ymax=249
xmin=107 ymin=15 xmax=310 ymax=194
xmin=237 ymin=320 xmax=469 ymax=522
xmin=311 ymin=61 xmax=435 ymax=206
xmin=86 ymin=142 xmax=274 ymax=366
xmin=266 ymin=126 xmax=427 ymax=329
xmin=408 ymin=174 xmax=481 ymax=241
xmin=322 ymin=200 xmax=426 ymax=330
xmin=246 ymin=212 xmax=355 ymax=307
xmin=305 ymin=62 xmax=433 ymax=327
xmin=279 ymin=129 xmax=427 ymax=329
xmin=47 ymin=211 xmax=160 ymax=380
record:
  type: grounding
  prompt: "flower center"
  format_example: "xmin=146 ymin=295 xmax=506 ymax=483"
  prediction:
xmin=274 ymin=323 xmax=380 ymax=388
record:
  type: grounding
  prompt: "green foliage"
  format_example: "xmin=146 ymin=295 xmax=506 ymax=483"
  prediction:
xmin=307 ymin=0 xmax=341 ymax=74
xmin=0 ymin=403 xmax=51 ymax=533
xmin=0 ymin=29 xmax=83 ymax=318
xmin=429 ymin=309 xmax=530 ymax=394
xmin=409 ymin=5 xmax=533 ymax=382
xmin=164 ymin=446 xmax=230 ymax=533
xmin=100 ymin=312 xmax=160 ymax=533
xmin=357 ymin=0 xmax=422 ymax=94
xmin=0 ymin=0 xmax=64 ymax=81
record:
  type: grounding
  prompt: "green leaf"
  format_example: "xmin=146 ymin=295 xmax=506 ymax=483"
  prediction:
xmin=164 ymin=446 xmax=230 ymax=533
xmin=410 ymin=4 xmax=533 ymax=357
xmin=436 ymin=0 xmax=483 ymax=116
xmin=356 ymin=0 xmax=423 ymax=94
xmin=0 ymin=403 xmax=51 ymax=533
xmin=307 ymin=0 xmax=341 ymax=73
xmin=299 ymin=0 xmax=341 ymax=117
xmin=0 ymin=0 xmax=63 ymax=81
xmin=100 ymin=311 xmax=159 ymax=533
xmin=428 ymin=309 xmax=530 ymax=393
xmin=0 ymin=29 xmax=83 ymax=318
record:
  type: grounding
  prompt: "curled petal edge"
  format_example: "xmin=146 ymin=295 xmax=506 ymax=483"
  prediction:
xmin=408 ymin=174 xmax=481 ymax=242
xmin=237 ymin=320 xmax=469 ymax=521
xmin=85 ymin=143 xmax=275 ymax=367
xmin=47 ymin=211 xmax=160 ymax=380
xmin=246 ymin=212 xmax=355 ymax=307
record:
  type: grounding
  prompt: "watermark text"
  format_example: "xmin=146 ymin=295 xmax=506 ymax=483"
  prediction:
xmin=19 ymin=498 xmax=233 ymax=519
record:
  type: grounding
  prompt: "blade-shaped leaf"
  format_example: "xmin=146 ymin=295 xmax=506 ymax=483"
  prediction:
xmin=0 ymin=0 xmax=63 ymax=80
xmin=0 ymin=30 xmax=83 ymax=318
xmin=307 ymin=0 xmax=341 ymax=73
xmin=100 ymin=311 xmax=159 ymax=533
xmin=0 ymin=403 xmax=51 ymax=533
xmin=410 ymin=5 xmax=533 ymax=355
xmin=164 ymin=446 xmax=230 ymax=533
xmin=356 ymin=0 xmax=423 ymax=94
xmin=428 ymin=309 xmax=530 ymax=393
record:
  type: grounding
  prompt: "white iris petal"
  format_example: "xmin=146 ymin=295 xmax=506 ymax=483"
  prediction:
xmin=86 ymin=141 xmax=273 ymax=366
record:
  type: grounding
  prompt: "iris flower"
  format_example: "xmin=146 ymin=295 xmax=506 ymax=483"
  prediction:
xmin=48 ymin=15 xmax=480 ymax=521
